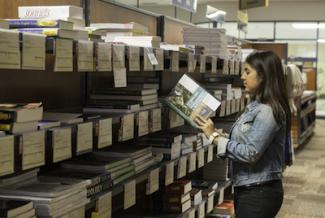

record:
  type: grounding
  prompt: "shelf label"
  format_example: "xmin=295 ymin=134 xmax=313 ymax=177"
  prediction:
xmin=188 ymin=152 xmax=196 ymax=173
xmin=113 ymin=44 xmax=125 ymax=69
xmin=54 ymin=38 xmax=73 ymax=72
xmin=197 ymin=149 xmax=204 ymax=168
xmin=138 ymin=111 xmax=149 ymax=137
xmin=198 ymin=202 xmax=205 ymax=218
xmin=22 ymin=33 xmax=46 ymax=70
xmin=171 ymin=51 xmax=179 ymax=72
xmin=0 ymin=29 xmax=20 ymax=69
xmin=150 ymin=108 xmax=161 ymax=133
xmin=177 ymin=156 xmax=187 ymax=179
xmin=77 ymin=122 xmax=93 ymax=154
xmin=211 ymin=56 xmax=217 ymax=73
xmin=207 ymin=145 xmax=213 ymax=163
xmin=146 ymin=168 xmax=159 ymax=195
xmin=200 ymin=55 xmax=206 ymax=73
xmin=98 ymin=118 xmax=112 ymax=149
xmin=218 ymin=188 xmax=225 ymax=205
xmin=128 ymin=46 xmax=140 ymax=71
xmin=155 ymin=49 xmax=164 ymax=71
xmin=188 ymin=53 xmax=196 ymax=73
xmin=120 ymin=114 xmax=134 ymax=141
xmin=165 ymin=161 xmax=174 ymax=186
xmin=78 ymin=40 xmax=94 ymax=72
xmin=97 ymin=42 xmax=112 ymax=72
xmin=207 ymin=195 xmax=214 ymax=213
xmin=124 ymin=180 xmax=136 ymax=209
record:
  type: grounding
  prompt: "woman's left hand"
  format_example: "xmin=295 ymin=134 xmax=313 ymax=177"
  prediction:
xmin=195 ymin=116 xmax=215 ymax=138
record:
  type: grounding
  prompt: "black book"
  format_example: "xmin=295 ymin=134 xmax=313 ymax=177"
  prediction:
xmin=93 ymin=88 xmax=157 ymax=96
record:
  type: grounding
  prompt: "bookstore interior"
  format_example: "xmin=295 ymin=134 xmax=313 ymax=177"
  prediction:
xmin=0 ymin=0 xmax=324 ymax=217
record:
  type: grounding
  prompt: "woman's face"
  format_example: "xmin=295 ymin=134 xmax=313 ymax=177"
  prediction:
xmin=241 ymin=63 xmax=262 ymax=94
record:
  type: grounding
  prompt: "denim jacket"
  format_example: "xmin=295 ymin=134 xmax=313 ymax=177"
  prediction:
xmin=216 ymin=100 xmax=285 ymax=187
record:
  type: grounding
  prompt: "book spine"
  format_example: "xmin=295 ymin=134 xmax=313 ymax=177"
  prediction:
xmin=17 ymin=28 xmax=59 ymax=36
xmin=87 ymin=181 xmax=112 ymax=198
xmin=8 ymin=19 xmax=60 ymax=28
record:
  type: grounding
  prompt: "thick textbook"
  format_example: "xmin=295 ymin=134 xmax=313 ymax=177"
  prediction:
xmin=164 ymin=74 xmax=221 ymax=128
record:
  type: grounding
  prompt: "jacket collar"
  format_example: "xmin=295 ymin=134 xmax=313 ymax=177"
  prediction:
xmin=246 ymin=100 xmax=260 ymax=112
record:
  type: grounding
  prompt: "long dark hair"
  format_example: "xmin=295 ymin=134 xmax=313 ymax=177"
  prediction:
xmin=245 ymin=51 xmax=291 ymax=132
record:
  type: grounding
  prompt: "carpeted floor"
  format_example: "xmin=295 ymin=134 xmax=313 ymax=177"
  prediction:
xmin=276 ymin=119 xmax=325 ymax=218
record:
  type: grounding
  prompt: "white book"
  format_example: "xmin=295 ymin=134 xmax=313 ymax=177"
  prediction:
xmin=19 ymin=5 xmax=83 ymax=19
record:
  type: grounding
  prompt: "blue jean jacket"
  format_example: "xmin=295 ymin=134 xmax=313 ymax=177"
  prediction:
xmin=217 ymin=100 xmax=285 ymax=187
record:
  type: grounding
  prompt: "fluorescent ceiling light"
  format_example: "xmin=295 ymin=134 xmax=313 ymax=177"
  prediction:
xmin=206 ymin=10 xmax=226 ymax=19
xmin=206 ymin=5 xmax=226 ymax=22
xmin=292 ymin=23 xmax=325 ymax=29
xmin=318 ymin=39 xmax=325 ymax=43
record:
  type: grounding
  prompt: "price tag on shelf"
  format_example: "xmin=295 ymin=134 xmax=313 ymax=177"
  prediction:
xmin=138 ymin=111 xmax=149 ymax=137
xmin=128 ymin=46 xmax=140 ymax=71
xmin=200 ymin=55 xmax=206 ymax=73
xmin=211 ymin=56 xmax=217 ymax=73
xmin=124 ymin=180 xmax=136 ymax=209
xmin=97 ymin=42 xmax=112 ymax=72
xmin=177 ymin=156 xmax=187 ymax=179
xmin=197 ymin=149 xmax=204 ymax=168
xmin=188 ymin=152 xmax=196 ymax=173
xmin=0 ymin=29 xmax=20 ymax=69
xmin=155 ymin=49 xmax=164 ymax=71
xmin=113 ymin=68 xmax=127 ymax=87
xmin=22 ymin=33 xmax=46 ymax=70
xmin=207 ymin=145 xmax=213 ymax=163
xmin=198 ymin=202 xmax=205 ymax=218
xmin=113 ymin=44 xmax=125 ymax=69
xmin=146 ymin=168 xmax=159 ymax=195
xmin=78 ymin=40 xmax=94 ymax=72
xmin=98 ymin=118 xmax=112 ymax=149
xmin=171 ymin=51 xmax=179 ymax=72
xmin=165 ymin=161 xmax=174 ymax=186
xmin=150 ymin=108 xmax=161 ymax=133
xmin=188 ymin=53 xmax=196 ymax=73
xmin=120 ymin=114 xmax=134 ymax=141
xmin=54 ymin=38 xmax=73 ymax=72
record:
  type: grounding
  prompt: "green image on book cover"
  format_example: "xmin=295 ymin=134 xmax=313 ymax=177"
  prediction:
xmin=164 ymin=74 xmax=221 ymax=128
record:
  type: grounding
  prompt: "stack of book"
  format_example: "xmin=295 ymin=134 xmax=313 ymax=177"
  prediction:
xmin=0 ymin=103 xmax=43 ymax=134
xmin=95 ymin=146 xmax=156 ymax=175
xmin=164 ymin=180 xmax=192 ymax=213
xmin=87 ymin=22 xmax=149 ymax=42
xmin=209 ymin=200 xmax=235 ymax=218
xmin=137 ymin=132 xmax=182 ymax=160
xmin=0 ymin=179 xmax=88 ymax=217
xmin=182 ymin=27 xmax=228 ymax=60
xmin=181 ymin=134 xmax=198 ymax=155
xmin=203 ymin=158 xmax=229 ymax=181
xmin=89 ymin=87 xmax=159 ymax=112
xmin=61 ymin=154 xmax=133 ymax=186
xmin=39 ymin=168 xmax=112 ymax=200
xmin=113 ymin=36 xmax=161 ymax=48
xmin=0 ymin=199 xmax=35 ymax=218
xmin=10 ymin=5 xmax=87 ymax=40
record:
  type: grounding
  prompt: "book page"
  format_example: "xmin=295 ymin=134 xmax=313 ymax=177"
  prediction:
xmin=0 ymin=29 xmax=20 ymax=69
xmin=155 ymin=49 xmax=164 ymax=71
xmin=124 ymin=180 xmax=136 ymax=209
xmin=177 ymin=156 xmax=187 ymax=179
xmin=22 ymin=33 xmax=46 ymax=70
xmin=150 ymin=108 xmax=161 ymax=133
xmin=187 ymin=53 xmax=196 ymax=73
xmin=197 ymin=149 xmax=204 ymax=168
xmin=165 ymin=161 xmax=174 ymax=186
xmin=200 ymin=55 xmax=206 ymax=73
xmin=120 ymin=114 xmax=134 ymax=141
xmin=171 ymin=51 xmax=179 ymax=72
xmin=97 ymin=42 xmax=111 ymax=72
xmin=146 ymin=168 xmax=159 ymax=195
xmin=128 ymin=46 xmax=140 ymax=71
xmin=188 ymin=152 xmax=196 ymax=173
xmin=207 ymin=145 xmax=213 ymax=163
xmin=98 ymin=118 xmax=112 ymax=149
xmin=138 ymin=110 xmax=149 ymax=137
xmin=113 ymin=68 xmax=127 ymax=88
xmin=78 ymin=40 xmax=94 ymax=72
xmin=211 ymin=56 xmax=217 ymax=73
xmin=54 ymin=38 xmax=73 ymax=72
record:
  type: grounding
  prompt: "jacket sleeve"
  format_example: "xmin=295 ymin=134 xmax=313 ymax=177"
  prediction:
xmin=216 ymin=106 xmax=280 ymax=163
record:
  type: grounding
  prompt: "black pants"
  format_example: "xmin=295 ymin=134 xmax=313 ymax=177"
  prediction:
xmin=234 ymin=180 xmax=284 ymax=218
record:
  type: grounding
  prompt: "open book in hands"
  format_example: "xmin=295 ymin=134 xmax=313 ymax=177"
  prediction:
xmin=164 ymin=74 xmax=221 ymax=128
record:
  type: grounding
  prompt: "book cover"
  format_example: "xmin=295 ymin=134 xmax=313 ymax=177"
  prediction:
xmin=7 ymin=19 xmax=73 ymax=29
xmin=164 ymin=74 xmax=221 ymax=128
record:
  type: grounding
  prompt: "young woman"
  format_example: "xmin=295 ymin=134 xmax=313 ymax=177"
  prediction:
xmin=195 ymin=51 xmax=291 ymax=218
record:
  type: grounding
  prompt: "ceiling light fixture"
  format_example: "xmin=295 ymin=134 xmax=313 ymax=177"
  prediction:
xmin=292 ymin=23 xmax=325 ymax=29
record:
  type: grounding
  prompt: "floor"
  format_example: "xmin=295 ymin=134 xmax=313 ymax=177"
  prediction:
xmin=276 ymin=119 xmax=325 ymax=218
